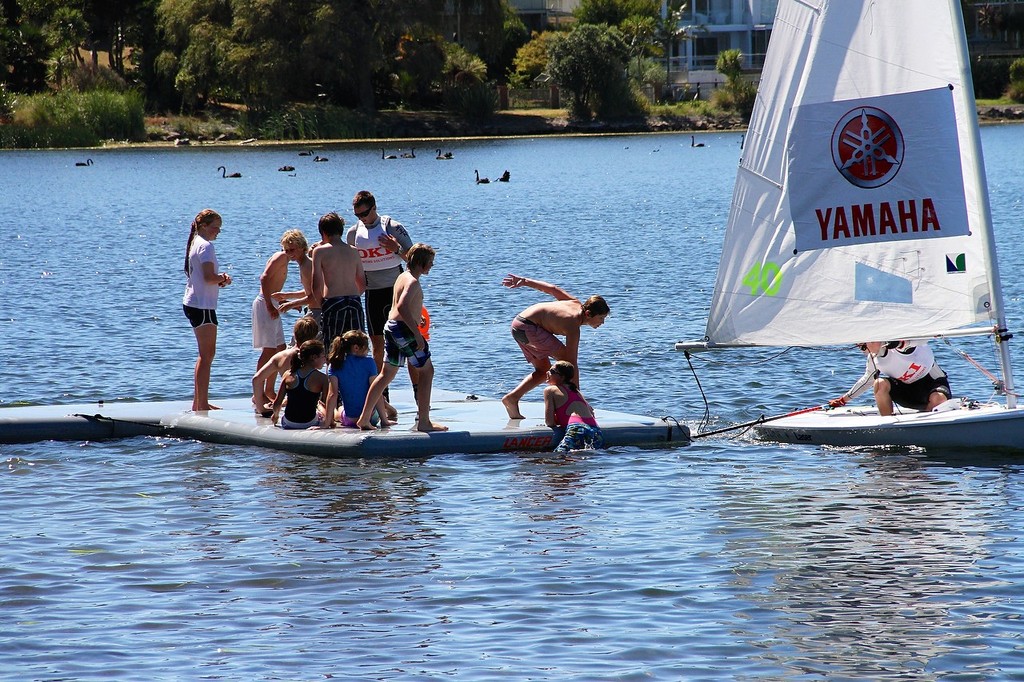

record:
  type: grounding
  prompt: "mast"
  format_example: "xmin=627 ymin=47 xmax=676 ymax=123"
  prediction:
xmin=952 ymin=1 xmax=1017 ymax=408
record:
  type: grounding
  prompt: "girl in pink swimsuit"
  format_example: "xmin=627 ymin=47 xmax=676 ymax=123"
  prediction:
xmin=543 ymin=361 xmax=604 ymax=452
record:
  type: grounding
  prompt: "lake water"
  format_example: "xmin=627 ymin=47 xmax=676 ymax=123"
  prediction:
xmin=2 ymin=126 xmax=1024 ymax=680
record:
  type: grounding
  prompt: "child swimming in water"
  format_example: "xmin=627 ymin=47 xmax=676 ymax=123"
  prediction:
xmin=543 ymin=360 xmax=604 ymax=452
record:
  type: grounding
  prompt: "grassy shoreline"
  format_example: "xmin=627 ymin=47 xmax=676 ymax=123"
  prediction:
xmin=137 ymin=102 xmax=1024 ymax=148
xmin=6 ymin=101 xmax=1023 ymax=150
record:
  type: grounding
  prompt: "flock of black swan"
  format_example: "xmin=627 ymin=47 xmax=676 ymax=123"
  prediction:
xmin=211 ymin=146 xmax=511 ymax=184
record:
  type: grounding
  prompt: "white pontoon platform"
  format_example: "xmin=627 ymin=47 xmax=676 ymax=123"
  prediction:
xmin=0 ymin=389 xmax=687 ymax=457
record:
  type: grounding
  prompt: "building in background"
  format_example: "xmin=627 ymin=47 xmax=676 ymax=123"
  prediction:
xmin=506 ymin=0 xmax=580 ymax=33
xmin=500 ymin=0 xmax=1023 ymax=102
xmin=664 ymin=0 xmax=776 ymax=98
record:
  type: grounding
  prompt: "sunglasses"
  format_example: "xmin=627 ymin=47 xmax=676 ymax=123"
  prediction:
xmin=354 ymin=206 xmax=373 ymax=219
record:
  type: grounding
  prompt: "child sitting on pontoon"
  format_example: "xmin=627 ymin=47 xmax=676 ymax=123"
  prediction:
xmin=324 ymin=330 xmax=394 ymax=429
xmin=271 ymin=340 xmax=329 ymax=429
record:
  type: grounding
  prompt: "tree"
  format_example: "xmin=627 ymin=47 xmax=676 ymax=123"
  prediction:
xmin=81 ymin=0 xmax=153 ymax=75
xmin=574 ymin=0 xmax=657 ymax=26
xmin=156 ymin=0 xmax=232 ymax=109
xmin=43 ymin=6 xmax=88 ymax=86
xmin=490 ymin=0 xmax=528 ymax=83
xmin=655 ymin=0 xmax=689 ymax=93
xmin=620 ymin=14 xmax=656 ymax=74
xmin=510 ymin=30 xmax=560 ymax=85
xmin=548 ymin=22 xmax=637 ymax=119
xmin=712 ymin=47 xmax=755 ymax=117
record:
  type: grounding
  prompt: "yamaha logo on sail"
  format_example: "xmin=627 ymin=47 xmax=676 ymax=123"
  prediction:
xmin=789 ymin=88 xmax=969 ymax=252
xmin=832 ymin=106 xmax=904 ymax=188
xmin=815 ymin=106 xmax=941 ymax=241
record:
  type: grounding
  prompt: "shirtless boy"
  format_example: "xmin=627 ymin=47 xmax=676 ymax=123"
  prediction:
xmin=355 ymin=244 xmax=447 ymax=432
xmin=273 ymin=219 xmax=326 ymax=331
xmin=253 ymin=229 xmax=310 ymax=406
xmin=312 ymin=212 xmax=365 ymax=351
xmin=250 ymin=315 xmax=320 ymax=416
xmin=501 ymin=273 xmax=610 ymax=420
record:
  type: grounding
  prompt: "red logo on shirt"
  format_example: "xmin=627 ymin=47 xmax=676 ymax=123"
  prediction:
xmin=897 ymin=362 xmax=923 ymax=382
xmin=359 ymin=247 xmax=389 ymax=259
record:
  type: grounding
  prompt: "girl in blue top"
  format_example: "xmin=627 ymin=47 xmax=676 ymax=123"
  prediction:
xmin=325 ymin=330 xmax=395 ymax=428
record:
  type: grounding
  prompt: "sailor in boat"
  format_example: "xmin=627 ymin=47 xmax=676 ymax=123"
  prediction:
xmin=829 ymin=341 xmax=952 ymax=416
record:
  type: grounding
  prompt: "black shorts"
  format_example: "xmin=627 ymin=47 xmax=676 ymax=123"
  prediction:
xmin=364 ymin=286 xmax=394 ymax=336
xmin=887 ymin=374 xmax=951 ymax=411
xmin=322 ymin=295 xmax=365 ymax=349
xmin=183 ymin=304 xmax=217 ymax=328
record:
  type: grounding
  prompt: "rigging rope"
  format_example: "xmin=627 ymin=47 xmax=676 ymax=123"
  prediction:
xmin=941 ymin=337 xmax=1017 ymax=397
xmin=683 ymin=350 xmax=712 ymax=434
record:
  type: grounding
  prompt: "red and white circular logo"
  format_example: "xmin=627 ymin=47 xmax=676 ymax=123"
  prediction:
xmin=831 ymin=106 xmax=904 ymax=189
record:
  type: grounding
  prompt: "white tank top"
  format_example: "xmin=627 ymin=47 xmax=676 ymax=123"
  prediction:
xmin=875 ymin=344 xmax=935 ymax=384
xmin=350 ymin=217 xmax=403 ymax=272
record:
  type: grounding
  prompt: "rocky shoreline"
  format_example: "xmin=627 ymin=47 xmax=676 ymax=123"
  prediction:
xmin=149 ymin=104 xmax=1024 ymax=146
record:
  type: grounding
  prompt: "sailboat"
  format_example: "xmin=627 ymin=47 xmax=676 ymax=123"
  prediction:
xmin=677 ymin=0 xmax=1024 ymax=450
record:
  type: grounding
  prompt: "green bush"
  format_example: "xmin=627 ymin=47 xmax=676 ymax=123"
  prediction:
xmin=0 ymin=83 xmax=14 ymax=121
xmin=1010 ymin=58 xmax=1024 ymax=84
xmin=594 ymin=78 xmax=648 ymax=119
xmin=3 ymin=89 xmax=145 ymax=147
xmin=444 ymin=81 xmax=498 ymax=121
xmin=972 ymin=57 xmax=1014 ymax=99
xmin=712 ymin=79 xmax=757 ymax=118
xmin=246 ymin=105 xmax=380 ymax=140
xmin=67 ymin=64 xmax=129 ymax=93
xmin=1007 ymin=80 xmax=1024 ymax=103
xmin=80 ymin=90 xmax=146 ymax=140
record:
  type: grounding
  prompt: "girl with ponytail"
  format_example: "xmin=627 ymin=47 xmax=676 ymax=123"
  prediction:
xmin=324 ymin=330 xmax=394 ymax=428
xmin=543 ymin=360 xmax=604 ymax=452
xmin=182 ymin=209 xmax=232 ymax=411
xmin=271 ymin=339 xmax=328 ymax=429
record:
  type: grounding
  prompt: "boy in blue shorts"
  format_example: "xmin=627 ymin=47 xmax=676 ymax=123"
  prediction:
xmin=355 ymin=244 xmax=448 ymax=432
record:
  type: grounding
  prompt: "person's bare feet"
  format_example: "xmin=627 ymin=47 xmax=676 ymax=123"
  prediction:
xmin=415 ymin=419 xmax=449 ymax=432
xmin=502 ymin=395 xmax=524 ymax=420
xmin=355 ymin=420 xmax=375 ymax=431
xmin=192 ymin=403 xmax=221 ymax=411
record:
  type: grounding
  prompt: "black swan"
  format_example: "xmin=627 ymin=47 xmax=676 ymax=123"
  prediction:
xmin=217 ymin=165 xmax=242 ymax=178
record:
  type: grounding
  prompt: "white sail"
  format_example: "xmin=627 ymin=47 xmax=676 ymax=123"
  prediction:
xmin=704 ymin=0 xmax=1002 ymax=348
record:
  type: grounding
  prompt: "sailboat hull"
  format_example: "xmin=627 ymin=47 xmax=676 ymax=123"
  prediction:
xmin=755 ymin=403 xmax=1024 ymax=451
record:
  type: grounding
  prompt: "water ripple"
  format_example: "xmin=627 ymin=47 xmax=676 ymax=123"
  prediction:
xmin=3 ymin=133 xmax=1024 ymax=679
